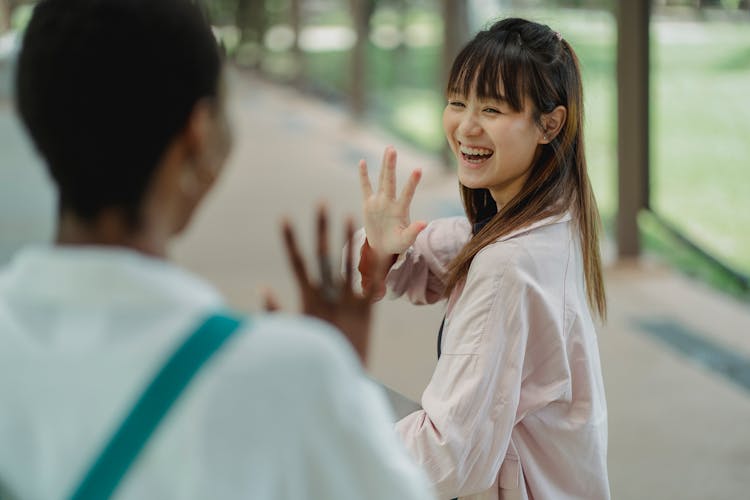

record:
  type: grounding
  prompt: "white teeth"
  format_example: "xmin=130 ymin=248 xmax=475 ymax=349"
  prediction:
xmin=459 ymin=145 xmax=493 ymax=156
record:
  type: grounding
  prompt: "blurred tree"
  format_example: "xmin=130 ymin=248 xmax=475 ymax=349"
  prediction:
xmin=393 ymin=0 xmax=409 ymax=84
xmin=662 ymin=0 xmax=698 ymax=6
xmin=236 ymin=0 xmax=269 ymax=45
xmin=290 ymin=0 xmax=303 ymax=84
xmin=349 ymin=0 xmax=376 ymax=118
xmin=553 ymin=0 xmax=614 ymax=7
xmin=204 ymin=0 xmax=237 ymax=25
xmin=441 ymin=0 xmax=469 ymax=166
xmin=13 ymin=0 xmax=41 ymax=31
xmin=0 ymin=0 xmax=9 ymax=32
xmin=442 ymin=0 xmax=469 ymax=85
xmin=232 ymin=0 xmax=270 ymax=68
xmin=2 ymin=0 xmax=33 ymax=32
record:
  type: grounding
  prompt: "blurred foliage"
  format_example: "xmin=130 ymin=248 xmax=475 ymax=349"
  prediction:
xmin=207 ymin=0 xmax=289 ymax=25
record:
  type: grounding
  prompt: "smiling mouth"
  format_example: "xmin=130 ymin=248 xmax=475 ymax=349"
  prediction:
xmin=459 ymin=145 xmax=494 ymax=164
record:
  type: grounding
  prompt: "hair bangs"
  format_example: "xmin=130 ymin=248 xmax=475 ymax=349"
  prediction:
xmin=446 ymin=32 xmax=530 ymax=113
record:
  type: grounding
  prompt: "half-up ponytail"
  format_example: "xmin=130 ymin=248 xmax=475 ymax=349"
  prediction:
xmin=443 ymin=19 xmax=606 ymax=320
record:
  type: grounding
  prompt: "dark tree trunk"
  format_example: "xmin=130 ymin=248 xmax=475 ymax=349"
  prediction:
xmin=236 ymin=0 xmax=268 ymax=46
xmin=349 ymin=0 xmax=376 ymax=119
xmin=441 ymin=0 xmax=470 ymax=167
xmin=290 ymin=0 xmax=304 ymax=84
xmin=0 ymin=0 xmax=10 ymax=33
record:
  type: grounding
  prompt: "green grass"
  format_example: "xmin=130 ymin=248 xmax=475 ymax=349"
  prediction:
xmin=651 ymin=23 xmax=750 ymax=278
xmin=640 ymin=211 xmax=750 ymax=301
xmin=259 ymin=7 xmax=750 ymax=298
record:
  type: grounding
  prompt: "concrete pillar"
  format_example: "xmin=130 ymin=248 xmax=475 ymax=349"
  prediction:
xmin=616 ymin=0 xmax=651 ymax=259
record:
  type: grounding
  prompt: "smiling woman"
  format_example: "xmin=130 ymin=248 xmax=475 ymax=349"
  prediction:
xmin=347 ymin=17 xmax=610 ymax=500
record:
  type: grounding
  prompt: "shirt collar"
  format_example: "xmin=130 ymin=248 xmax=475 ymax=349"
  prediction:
xmin=473 ymin=211 xmax=572 ymax=241
xmin=0 ymin=245 xmax=223 ymax=310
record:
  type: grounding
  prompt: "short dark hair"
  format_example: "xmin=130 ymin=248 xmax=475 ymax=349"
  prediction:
xmin=16 ymin=0 xmax=222 ymax=224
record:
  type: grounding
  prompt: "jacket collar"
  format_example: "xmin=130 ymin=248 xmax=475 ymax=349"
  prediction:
xmin=490 ymin=211 xmax=572 ymax=243
xmin=0 ymin=245 xmax=223 ymax=310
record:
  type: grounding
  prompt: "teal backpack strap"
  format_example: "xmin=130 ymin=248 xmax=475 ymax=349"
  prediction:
xmin=70 ymin=312 xmax=247 ymax=500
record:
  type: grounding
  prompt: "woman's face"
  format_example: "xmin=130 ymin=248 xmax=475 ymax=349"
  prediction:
xmin=442 ymin=83 xmax=544 ymax=208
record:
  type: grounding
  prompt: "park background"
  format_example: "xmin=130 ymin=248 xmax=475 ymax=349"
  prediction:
xmin=2 ymin=0 xmax=750 ymax=297
xmin=200 ymin=0 xmax=750 ymax=298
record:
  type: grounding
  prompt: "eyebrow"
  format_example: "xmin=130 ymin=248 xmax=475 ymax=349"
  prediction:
xmin=446 ymin=91 xmax=509 ymax=102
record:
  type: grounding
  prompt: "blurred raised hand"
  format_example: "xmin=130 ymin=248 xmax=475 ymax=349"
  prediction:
xmin=268 ymin=206 xmax=384 ymax=365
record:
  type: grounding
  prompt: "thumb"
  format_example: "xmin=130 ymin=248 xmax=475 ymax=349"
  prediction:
xmin=261 ymin=287 xmax=282 ymax=312
xmin=401 ymin=220 xmax=427 ymax=246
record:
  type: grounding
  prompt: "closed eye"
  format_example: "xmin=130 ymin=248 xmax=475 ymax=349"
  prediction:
xmin=448 ymin=101 xmax=466 ymax=108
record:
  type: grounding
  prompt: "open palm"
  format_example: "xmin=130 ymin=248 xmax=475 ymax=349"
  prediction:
xmin=359 ymin=147 xmax=426 ymax=258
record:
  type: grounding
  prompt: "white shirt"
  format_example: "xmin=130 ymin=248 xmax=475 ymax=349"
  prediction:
xmin=0 ymin=246 xmax=434 ymax=500
xmin=354 ymin=214 xmax=610 ymax=500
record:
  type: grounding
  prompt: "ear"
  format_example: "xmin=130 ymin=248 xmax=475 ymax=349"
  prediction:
xmin=182 ymin=98 xmax=219 ymax=183
xmin=538 ymin=105 xmax=567 ymax=144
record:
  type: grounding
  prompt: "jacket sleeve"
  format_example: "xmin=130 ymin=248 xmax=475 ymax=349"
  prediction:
xmin=394 ymin=243 xmax=557 ymax=498
xmin=348 ymin=217 xmax=472 ymax=305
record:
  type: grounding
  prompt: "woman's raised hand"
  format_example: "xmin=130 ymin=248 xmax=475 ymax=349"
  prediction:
xmin=359 ymin=147 xmax=427 ymax=258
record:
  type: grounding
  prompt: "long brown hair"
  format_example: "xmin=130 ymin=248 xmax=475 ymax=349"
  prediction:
xmin=444 ymin=18 xmax=606 ymax=320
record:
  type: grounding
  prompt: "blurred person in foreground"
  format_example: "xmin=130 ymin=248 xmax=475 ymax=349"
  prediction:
xmin=0 ymin=0 xmax=433 ymax=499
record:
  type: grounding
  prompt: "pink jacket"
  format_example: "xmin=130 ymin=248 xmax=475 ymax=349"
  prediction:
xmin=355 ymin=213 xmax=610 ymax=500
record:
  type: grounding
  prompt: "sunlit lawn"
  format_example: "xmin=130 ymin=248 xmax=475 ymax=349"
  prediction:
xmin=270 ymin=7 xmax=750 ymax=296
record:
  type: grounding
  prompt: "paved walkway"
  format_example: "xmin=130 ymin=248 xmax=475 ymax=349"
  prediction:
xmin=2 ymin=67 xmax=748 ymax=499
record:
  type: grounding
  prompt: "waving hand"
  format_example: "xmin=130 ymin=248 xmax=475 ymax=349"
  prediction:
xmin=359 ymin=147 xmax=427 ymax=259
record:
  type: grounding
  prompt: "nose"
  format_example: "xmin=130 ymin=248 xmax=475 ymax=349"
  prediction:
xmin=457 ymin=112 xmax=482 ymax=138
